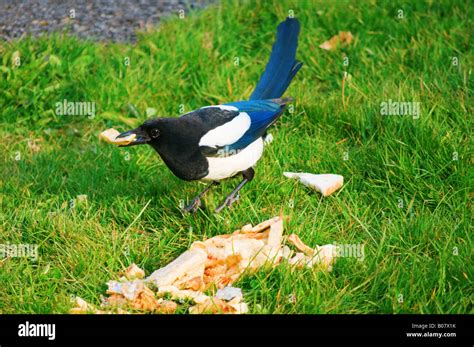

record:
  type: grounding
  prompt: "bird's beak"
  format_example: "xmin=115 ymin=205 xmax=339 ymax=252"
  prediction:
xmin=116 ymin=127 xmax=150 ymax=146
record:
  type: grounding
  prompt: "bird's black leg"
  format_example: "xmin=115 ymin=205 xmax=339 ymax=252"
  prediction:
xmin=215 ymin=168 xmax=255 ymax=213
xmin=183 ymin=181 xmax=219 ymax=213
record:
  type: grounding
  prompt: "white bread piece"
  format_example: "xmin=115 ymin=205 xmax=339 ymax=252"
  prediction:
xmin=284 ymin=172 xmax=343 ymax=196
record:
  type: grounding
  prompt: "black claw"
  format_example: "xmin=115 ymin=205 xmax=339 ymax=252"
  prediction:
xmin=228 ymin=193 xmax=240 ymax=206
xmin=214 ymin=169 xmax=253 ymax=213
xmin=183 ymin=181 xmax=218 ymax=213
xmin=215 ymin=193 xmax=240 ymax=213
xmin=183 ymin=198 xmax=202 ymax=213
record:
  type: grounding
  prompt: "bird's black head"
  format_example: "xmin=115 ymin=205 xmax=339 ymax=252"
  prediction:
xmin=116 ymin=119 xmax=163 ymax=147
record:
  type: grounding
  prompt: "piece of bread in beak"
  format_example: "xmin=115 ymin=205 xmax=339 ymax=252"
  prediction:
xmin=99 ymin=128 xmax=136 ymax=146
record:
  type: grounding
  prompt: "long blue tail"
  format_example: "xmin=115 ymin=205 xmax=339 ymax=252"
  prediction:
xmin=250 ymin=17 xmax=302 ymax=101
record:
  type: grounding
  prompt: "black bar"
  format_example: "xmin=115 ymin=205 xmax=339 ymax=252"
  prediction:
xmin=0 ymin=314 xmax=471 ymax=345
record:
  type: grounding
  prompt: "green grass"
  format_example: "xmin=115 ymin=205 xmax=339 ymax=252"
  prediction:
xmin=0 ymin=0 xmax=472 ymax=314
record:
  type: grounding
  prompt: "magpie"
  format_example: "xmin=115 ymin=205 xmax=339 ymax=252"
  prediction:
xmin=117 ymin=17 xmax=302 ymax=213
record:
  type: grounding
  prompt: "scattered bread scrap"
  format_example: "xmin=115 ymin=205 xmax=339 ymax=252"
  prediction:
xmin=69 ymin=296 xmax=105 ymax=314
xmin=71 ymin=280 xmax=177 ymax=314
xmin=99 ymin=128 xmax=135 ymax=146
xmin=156 ymin=285 xmax=210 ymax=304
xmin=284 ymin=172 xmax=344 ymax=196
xmin=69 ymin=216 xmax=337 ymax=314
xmin=76 ymin=194 xmax=88 ymax=202
xmin=288 ymin=234 xmax=315 ymax=256
xmin=216 ymin=286 xmax=242 ymax=301
xmin=124 ymin=263 xmax=145 ymax=280
xmin=189 ymin=296 xmax=247 ymax=314
xmin=288 ymin=234 xmax=338 ymax=271
xmin=319 ymin=31 xmax=354 ymax=51
xmin=27 ymin=139 xmax=42 ymax=153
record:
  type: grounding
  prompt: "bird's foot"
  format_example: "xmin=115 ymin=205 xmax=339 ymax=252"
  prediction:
xmin=215 ymin=193 xmax=240 ymax=213
xmin=182 ymin=197 xmax=202 ymax=213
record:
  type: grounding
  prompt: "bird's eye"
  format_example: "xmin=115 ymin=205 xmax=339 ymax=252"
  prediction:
xmin=150 ymin=129 xmax=160 ymax=138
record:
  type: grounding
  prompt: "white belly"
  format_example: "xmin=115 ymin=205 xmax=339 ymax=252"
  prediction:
xmin=203 ymin=138 xmax=264 ymax=181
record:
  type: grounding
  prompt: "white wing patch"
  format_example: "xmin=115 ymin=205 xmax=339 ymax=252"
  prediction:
xmin=199 ymin=111 xmax=251 ymax=148
xmin=203 ymin=137 xmax=264 ymax=181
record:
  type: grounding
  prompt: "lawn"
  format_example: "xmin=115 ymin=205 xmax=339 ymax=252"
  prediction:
xmin=0 ymin=0 xmax=472 ymax=314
